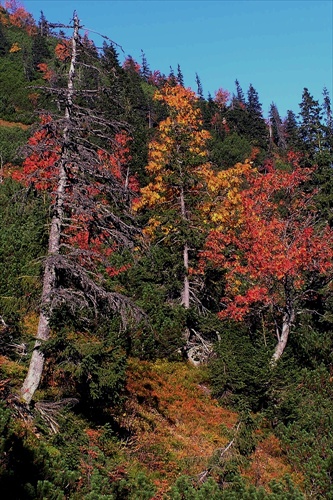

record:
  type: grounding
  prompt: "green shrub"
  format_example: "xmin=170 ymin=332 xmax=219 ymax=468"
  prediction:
xmin=272 ymin=365 xmax=333 ymax=498
xmin=0 ymin=126 xmax=29 ymax=164
xmin=209 ymin=321 xmax=271 ymax=411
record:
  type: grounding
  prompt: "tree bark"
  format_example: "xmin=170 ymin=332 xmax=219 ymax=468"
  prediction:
xmin=182 ymin=242 xmax=190 ymax=309
xmin=271 ymin=307 xmax=295 ymax=366
xmin=21 ymin=15 xmax=80 ymax=405
xmin=180 ymin=185 xmax=190 ymax=309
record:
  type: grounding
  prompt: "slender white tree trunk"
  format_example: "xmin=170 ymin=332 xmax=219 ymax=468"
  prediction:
xmin=179 ymin=184 xmax=191 ymax=345
xmin=179 ymin=185 xmax=190 ymax=310
xmin=182 ymin=242 xmax=190 ymax=309
xmin=271 ymin=307 xmax=295 ymax=366
xmin=21 ymin=15 xmax=80 ymax=405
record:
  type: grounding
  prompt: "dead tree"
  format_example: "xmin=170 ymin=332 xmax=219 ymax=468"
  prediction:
xmin=20 ymin=14 xmax=140 ymax=405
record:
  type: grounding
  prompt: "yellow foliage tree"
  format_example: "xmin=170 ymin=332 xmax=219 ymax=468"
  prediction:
xmin=134 ymin=84 xmax=250 ymax=329
xmin=134 ymin=83 xmax=214 ymax=315
xmin=200 ymin=160 xmax=253 ymax=231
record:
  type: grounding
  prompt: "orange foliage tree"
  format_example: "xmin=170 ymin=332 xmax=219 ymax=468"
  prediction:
xmin=202 ymin=164 xmax=333 ymax=364
xmin=4 ymin=0 xmax=36 ymax=35
xmin=134 ymin=84 xmax=251 ymax=354
xmin=134 ymin=83 xmax=213 ymax=315
xmin=55 ymin=40 xmax=71 ymax=62
xmin=37 ymin=63 xmax=55 ymax=82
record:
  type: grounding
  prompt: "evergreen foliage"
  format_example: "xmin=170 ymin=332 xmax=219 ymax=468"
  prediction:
xmin=209 ymin=322 xmax=272 ymax=411
xmin=0 ymin=125 xmax=29 ymax=165
xmin=284 ymin=110 xmax=299 ymax=150
xmin=0 ymin=179 xmax=48 ymax=322
xmin=0 ymin=4 xmax=332 ymax=498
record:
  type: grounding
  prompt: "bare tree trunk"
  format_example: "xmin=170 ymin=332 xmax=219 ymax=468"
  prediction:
xmin=179 ymin=185 xmax=190 ymax=310
xmin=21 ymin=15 xmax=80 ymax=405
xmin=179 ymin=184 xmax=191 ymax=346
xmin=182 ymin=242 xmax=190 ymax=309
xmin=271 ymin=307 xmax=295 ymax=366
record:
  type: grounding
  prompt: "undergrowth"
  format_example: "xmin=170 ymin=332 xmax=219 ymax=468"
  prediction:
xmin=1 ymin=358 xmax=305 ymax=499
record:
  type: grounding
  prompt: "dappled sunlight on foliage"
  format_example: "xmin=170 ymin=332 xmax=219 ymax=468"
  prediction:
xmin=118 ymin=360 xmax=238 ymax=490
xmin=242 ymin=432 xmax=302 ymax=491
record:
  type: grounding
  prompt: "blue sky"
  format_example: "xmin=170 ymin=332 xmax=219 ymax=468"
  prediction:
xmin=18 ymin=1 xmax=333 ymax=118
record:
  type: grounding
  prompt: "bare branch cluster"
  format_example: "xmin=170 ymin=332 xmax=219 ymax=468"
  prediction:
xmin=20 ymin=14 xmax=142 ymax=405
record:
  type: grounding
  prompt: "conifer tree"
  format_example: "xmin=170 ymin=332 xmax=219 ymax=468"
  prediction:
xmin=235 ymin=79 xmax=246 ymax=105
xmin=168 ymin=66 xmax=177 ymax=86
xmin=311 ymin=88 xmax=333 ymax=224
xmin=177 ymin=63 xmax=184 ymax=86
xmin=247 ymin=83 xmax=262 ymax=115
xmin=299 ymin=87 xmax=324 ymax=158
xmin=269 ymin=102 xmax=286 ymax=150
xmin=284 ymin=110 xmax=300 ymax=150
xmin=140 ymin=49 xmax=151 ymax=81
xmin=322 ymin=87 xmax=333 ymax=145
xmin=38 ymin=10 xmax=50 ymax=37
xmin=195 ymin=72 xmax=204 ymax=99
xmin=245 ymin=83 xmax=268 ymax=149
xmin=31 ymin=32 xmax=50 ymax=72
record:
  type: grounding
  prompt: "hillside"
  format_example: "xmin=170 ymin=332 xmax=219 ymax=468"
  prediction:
xmin=0 ymin=3 xmax=332 ymax=499
xmin=1 ymin=359 xmax=303 ymax=499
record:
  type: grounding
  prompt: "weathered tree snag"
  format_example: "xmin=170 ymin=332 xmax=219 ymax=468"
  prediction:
xmin=21 ymin=14 xmax=79 ymax=405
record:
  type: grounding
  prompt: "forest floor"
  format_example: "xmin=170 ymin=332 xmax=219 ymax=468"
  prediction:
xmin=113 ymin=359 xmax=301 ymax=498
xmin=0 ymin=313 xmax=304 ymax=498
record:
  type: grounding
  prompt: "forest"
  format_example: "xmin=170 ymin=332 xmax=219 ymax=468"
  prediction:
xmin=0 ymin=2 xmax=333 ymax=498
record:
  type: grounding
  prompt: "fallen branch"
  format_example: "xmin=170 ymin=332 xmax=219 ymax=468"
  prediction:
xmin=35 ymin=398 xmax=79 ymax=434
xmin=197 ymin=421 xmax=242 ymax=484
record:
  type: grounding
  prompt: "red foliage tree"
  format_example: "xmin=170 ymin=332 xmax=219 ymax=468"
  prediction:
xmin=214 ymin=88 xmax=230 ymax=109
xmin=12 ymin=115 xmax=59 ymax=189
xmin=97 ymin=132 xmax=139 ymax=193
xmin=202 ymin=164 xmax=333 ymax=363
xmin=5 ymin=0 xmax=36 ymax=35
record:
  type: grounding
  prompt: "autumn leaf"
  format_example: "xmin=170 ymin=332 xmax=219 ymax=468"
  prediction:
xmin=201 ymin=163 xmax=333 ymax=360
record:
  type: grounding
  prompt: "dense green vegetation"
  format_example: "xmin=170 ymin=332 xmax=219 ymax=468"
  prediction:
xmin=0 ymin=3 xmax=333 ymax=498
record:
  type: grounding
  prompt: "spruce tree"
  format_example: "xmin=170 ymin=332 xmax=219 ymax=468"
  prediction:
xmin=312 ymin=88 xmax=333 ymax=224
xmin=245 ymin=83 xmax=268 ymax=149
xmin=195 ymin=72 xmax=204 ymax=99
xmin=247 ymin=83 xmax=262 ymax=115
xmin=299 ymin=87 xmax=324 ymax=157
xmin=31 ymin=33 xmax=50 ymax=72
xmin=235 ymin=78 xmax=246 ymax=106
xmin=269 ymin=102 xmax=286 ymax=150
xmin=322 ymin=86 xmax=333 ymax=145
xmin=38 ymin=10 xmax=50 ymax=37
xmin=177 ymin=63 xmax=184 ymax=86
xmin=168 ymin=66 xmax=177 ymax=86
xmin=140 ymin=49 xmax=151 ymax=81
xmin=284 ymin=110 xmax=300 ymax=150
